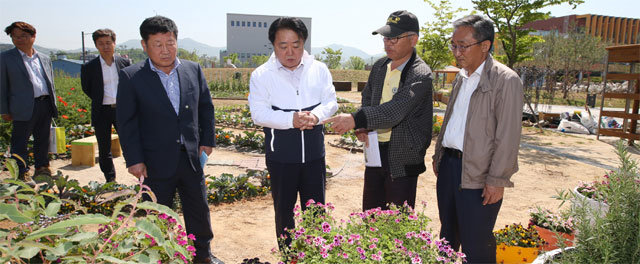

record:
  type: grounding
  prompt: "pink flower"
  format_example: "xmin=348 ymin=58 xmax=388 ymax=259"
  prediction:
xmin=305 ymin=199 xmax=316 ymax=207
xmin=322 ymin=222 xmax=331 ymax=233
xmin=187 ymin=245 xmax=196 ymax=252
xmin=298 ymin=252 xmax=305 ymax=259
xmin=159 ymin=213 xmax=168 ymax=219
xmin=188 ymin=234 xmax=196 ymax=241
xmin=371 ymin=253 xmax=382 ymax=260
xmin=411 ymin=256 xmax=422 ymax=264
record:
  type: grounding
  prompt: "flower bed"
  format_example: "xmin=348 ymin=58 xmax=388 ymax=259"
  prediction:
xmin=277 ymin=201 xmax=465 ymax=263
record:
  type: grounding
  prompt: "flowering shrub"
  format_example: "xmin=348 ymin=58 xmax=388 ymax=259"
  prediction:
xmin=0 ymin=160 xmax=195 ymax=263
xmin=215 ymin=129 xmax=264 ymax=153
xmin=528 ymin=207 xmax=574 ymax=234
xmin=432 ymin=115 xmax=444 ymax=136
xmin=277 ymin=201 xmax=465 ymax=263
xmin=493 ymin=223 xmax=543 ymax=248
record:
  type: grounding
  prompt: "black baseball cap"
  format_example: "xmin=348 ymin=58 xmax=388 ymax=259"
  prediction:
xmin=372 ymin=10 xmax=419 ymax=37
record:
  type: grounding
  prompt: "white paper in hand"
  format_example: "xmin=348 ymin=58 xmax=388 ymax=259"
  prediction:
xmin=364 ymin=131 xmax=381 ymax=167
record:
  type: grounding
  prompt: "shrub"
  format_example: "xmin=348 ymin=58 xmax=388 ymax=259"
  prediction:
xmin=494 ymin=223 xmax=543 ymax=248
xmin=528 ymin=207 xmax=574 ymax=234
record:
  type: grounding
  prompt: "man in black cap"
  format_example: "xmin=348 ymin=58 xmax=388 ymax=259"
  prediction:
xmin=325 ymin=10 xmax=433 ymax=211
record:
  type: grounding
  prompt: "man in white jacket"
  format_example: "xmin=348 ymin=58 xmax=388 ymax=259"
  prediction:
xmin=248 ymin=17 xmax=337 ymax=248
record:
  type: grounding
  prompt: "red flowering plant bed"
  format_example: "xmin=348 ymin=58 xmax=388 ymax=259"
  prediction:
xmin=528 ymin=207 xmax=575 ymax=251
xmin=276 ymin=200 xmax=465 ymax=264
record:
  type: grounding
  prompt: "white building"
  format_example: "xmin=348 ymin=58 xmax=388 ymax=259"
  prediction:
xmin=221 ymin=13 xmax=312 ymax=66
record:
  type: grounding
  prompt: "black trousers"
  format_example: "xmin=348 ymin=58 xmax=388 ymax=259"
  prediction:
xmin=436 ymin=150 xmax=502 ymax=264
xmin=143 ymin=149 xmax=213 ymax=260
xmin=94 ymin=106 xmax=117 ymax=181
xmin=10 ymin=97 xmax=53 ymax=173
xmin=267 ymin=157 xmax=326 ymax=246
xmin=362 ymin=142 xmax=418 ymax=211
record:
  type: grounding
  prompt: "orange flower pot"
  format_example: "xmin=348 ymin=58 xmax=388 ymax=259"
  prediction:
xmin=496 ymin=244 xmax=540 ymax=264
xmin=533 ymin=225 xmax=574 ymax=251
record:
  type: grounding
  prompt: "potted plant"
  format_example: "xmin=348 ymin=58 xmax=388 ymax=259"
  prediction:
xmin=528 ymin=207 xmax=574 ymax=251
xmin=494 ymin=223 xmax=543 ymax=264
xmin=571 ymin=174 xmax=610 ymax=221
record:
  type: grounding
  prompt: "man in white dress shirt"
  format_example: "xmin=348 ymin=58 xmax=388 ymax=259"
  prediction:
xmin=248 ymin=17 xmax=337 ymax=249
xmin=81 ymin=29 xmax=130 ymax=182
xmin=432 ymin=15 xmax=524 ymax=263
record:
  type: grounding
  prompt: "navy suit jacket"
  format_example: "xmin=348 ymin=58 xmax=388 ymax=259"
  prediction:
xmin=116 ymin=59 xmax=215 ymax=179
xmin=0 ymin=48 xmax=57 ymax=121
xmin=80 ymin=56 xmax=130 ymax=125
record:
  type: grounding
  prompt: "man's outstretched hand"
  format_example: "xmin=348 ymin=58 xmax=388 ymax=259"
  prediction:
xmin=324 ymin=113 xmax=355 ymax=134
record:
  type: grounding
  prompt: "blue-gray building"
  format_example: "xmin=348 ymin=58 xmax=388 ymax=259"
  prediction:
xmin=52 ymin=58 xmax=84 ymax=77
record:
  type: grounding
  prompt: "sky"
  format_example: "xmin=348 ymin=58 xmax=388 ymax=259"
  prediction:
xmin=0 ymin=0 xmax=637 ymax=56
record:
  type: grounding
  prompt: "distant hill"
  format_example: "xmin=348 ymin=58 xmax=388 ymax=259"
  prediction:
xmin=312 ymin=44 xmax=384 ymax=63
xmin=1 ymin=40 xmax=385 ymax=63
xmin=0 ymin=43 xmax=59 ymax=55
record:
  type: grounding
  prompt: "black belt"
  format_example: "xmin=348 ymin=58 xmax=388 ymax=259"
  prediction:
xmin=34 ymin=95 xmax=49 ymax=101
xmin=102 ymin=104 xmax=116 ymax=108
xmin=444 ymin=147 xmax=463 ymax=159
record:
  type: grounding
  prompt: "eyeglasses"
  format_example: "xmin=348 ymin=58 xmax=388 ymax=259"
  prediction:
xmin=448 ymin=40 xmax=483 ymax=52
xmin=382 ymin=33 xmax=416 ymax=44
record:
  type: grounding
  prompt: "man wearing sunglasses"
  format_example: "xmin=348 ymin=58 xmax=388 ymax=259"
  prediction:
xmin=432 ymin=15 xmax=524 ymax=263
xmin=326 ymin=10 xmax=433 ymax=211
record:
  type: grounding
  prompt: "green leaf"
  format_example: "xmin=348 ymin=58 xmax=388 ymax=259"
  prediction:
xmin=97 ymin=254 xmax=137 ymax=264
xmin=26 ymin=214 xmax=111 ymax=240
xmin=136 ymin=201 xmax=183 ymax=226
xmin=136 ymin=218 xmax=165 ymax=245
xmin=0 ymin=203 xmax=33 ymax=223
xmin=15 ymin=245 xmax=40 ymax=259
xmin=44 ymin=202 xmax=61 ymax=217
xmin=65 ymin=231 xmax=98 ymax=242
xmin=5 ymin=158 xmax=19 ymax=179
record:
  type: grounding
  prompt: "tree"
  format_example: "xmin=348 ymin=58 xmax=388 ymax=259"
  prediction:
xmin=177 ymin=48 xmax=200 ymax=63
xmin=320 ymin=47 xmax=342 ymax=69
xmin=472 ymin=0 xmax=584 ymax=68
xmin=417 ymin=0 xmax=468 ymax=71
xmin=251 ymin=55 xmax=269 ymax=67
xmin=223 ymin=53 xmax=240 ymax=67
xmin=344 ymin=56 xmax=366 ymax=70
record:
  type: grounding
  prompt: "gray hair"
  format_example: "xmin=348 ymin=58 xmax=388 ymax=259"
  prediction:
xmin=453 ymin=15 xmax=494 ymax=47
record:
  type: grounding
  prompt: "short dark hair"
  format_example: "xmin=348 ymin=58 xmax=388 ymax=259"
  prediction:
xmin=268 ymin=17 xmax=308 ymax=44
xmin=92 ymin=29 xmax=116 ymax=43
xmin=453 ymin=15 xmax=494 ymax=46
xmin=139 ymin=16 xmax=178 ymax=42
xmin=4 ymin=21 xmax=36 ymax=36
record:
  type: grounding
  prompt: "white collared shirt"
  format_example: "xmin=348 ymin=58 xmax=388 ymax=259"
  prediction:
xmin=442 ymin=61 xmax=486 ymax=151
xmin=275 ymin=57 xmax=305 ymax=92
xmin=100 ymin=55 xmax=119 ymax=105
xmin=18 ymin=49 xmax=49 ymax=98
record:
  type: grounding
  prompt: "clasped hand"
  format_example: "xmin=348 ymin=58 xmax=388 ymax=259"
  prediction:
xmin=293 ymin=111 xmax=318 ymax=130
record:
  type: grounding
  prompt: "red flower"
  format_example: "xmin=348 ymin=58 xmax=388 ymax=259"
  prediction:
xmin=62 ymin=115 xmax=69 ymax=119
xmin=70 ymin=87 xmax=75 ymax=90
xmin=63 ymin=101 xmax=68 ymax=106
xmin=77 ymin=108 xmax=83 ymax=112
xmin=72 ymin=104 xmax=76 ymax=108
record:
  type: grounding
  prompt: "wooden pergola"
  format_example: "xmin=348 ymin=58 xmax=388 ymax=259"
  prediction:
xmin=596 ymin=44 xmax=640 ymax=144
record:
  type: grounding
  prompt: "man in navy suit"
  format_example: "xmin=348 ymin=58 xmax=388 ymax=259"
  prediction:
xmin=1 ymin=21 xmax=57 ymax=184
xmin=116 ymin=16 xmax=221 ymax=264
xmin=81 ymin=28 xmax=130 ymax=182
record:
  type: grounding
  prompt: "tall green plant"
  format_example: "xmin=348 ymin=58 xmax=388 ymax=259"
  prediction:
xmin=556 ymin=141 xmax=640 ymax=263
xmin=417 ymin=0 xmax=468 ymax=71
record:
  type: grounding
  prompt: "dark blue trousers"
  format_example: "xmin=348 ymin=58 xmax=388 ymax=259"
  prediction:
xmin=267 ymin=157 xmax=326 ymax=247
xmin=437 ymin=150 xmax=502 ymax=264
xmin=10 ymin=97 xmax=53 ymax=173
xmin=143 ymin=149 xmax=213 ymax=260
xmin=94 ymin=105 xmax=117 ymax=181
xmin=363 ymin=142 xmax=418 ymax=211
